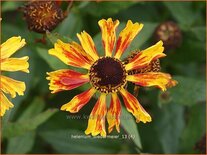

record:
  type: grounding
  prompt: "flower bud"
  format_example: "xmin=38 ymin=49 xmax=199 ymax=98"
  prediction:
xmin=154 ymin=21 xmax=182 ymax=50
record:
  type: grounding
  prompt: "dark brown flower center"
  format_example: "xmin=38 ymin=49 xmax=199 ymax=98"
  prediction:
xmin=89 ymin=57 xmax=127 ymax=93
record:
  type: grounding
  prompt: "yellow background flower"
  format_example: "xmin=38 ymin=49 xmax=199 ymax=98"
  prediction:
xmin=0 ymin=36 xmax=29 ymax=116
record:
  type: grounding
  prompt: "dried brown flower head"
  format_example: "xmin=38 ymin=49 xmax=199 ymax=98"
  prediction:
xmin=154 ymin=21 xmax=182 ymax=50
xmin=23 ymin=1 xmax=65 ymax=33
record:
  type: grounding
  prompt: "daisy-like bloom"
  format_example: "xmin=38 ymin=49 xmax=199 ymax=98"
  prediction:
xmin=0 ymin=37 xmax=29 ymax=116
xmin=47 ymin=18 xmax=177 ymax=137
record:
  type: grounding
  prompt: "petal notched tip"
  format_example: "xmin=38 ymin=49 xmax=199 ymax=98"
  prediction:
xmin=136 ymin=114 xmax=152 ymax=123
xmin=84 ymin=94 xmax=107 ymax=137
xmin=166 ymin=79 xmax=178 ymax=88
xmin=126 ymin=20 xmax=144 ymax=30
xmin=60 ymin=103 xmax=78 ymax=113
xmin=60 ymin=88 xmax=96 ymax=113
xmin=120 ymin=88 xmax=152 ymax=124
xmin=0 ymin=92 xmax=14 ymax=117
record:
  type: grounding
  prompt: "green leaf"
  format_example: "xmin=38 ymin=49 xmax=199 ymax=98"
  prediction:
xmin=56 ymin=13 xmax=83 ymax=40
xmin=2 ymin=109 xmax=58 ymax=138
xmin=46 ymin=31 xmax=72 ymax=45
xmin=5 ymin=98 xmax=46 ymax=153
xmin=39 ymin=129 xmax=122 ymax=153
xmin=93 ymin=33 xmax=104 ymax=56
xmin=166 ymin=39 xmax=205 ymax=63
xmin=159 ymin=76 xmax=206 ymax=106
xmin=83 ymin=1 xmax=136 ymax=17
xmin=180 ymin=103 xmax=206 ymax=153
xmin=36 ymin=47 xmax=68 ymax=70
xmin=1 ymin=1 xmax=24 ymax=13
xmin=190 ymin=26 xmax=206 ymax=42
xmin=121 ymin=106 xmax=142 ymax=150
xmin=17 ymin=97 xmax=45 ymax=122
xmin=6 ymin=131 xmax=36 ymax=154
xmin=163 ymin=2 xmax=197 ymax=28
xmin=154 ymin=103 xmax=185 ymax=153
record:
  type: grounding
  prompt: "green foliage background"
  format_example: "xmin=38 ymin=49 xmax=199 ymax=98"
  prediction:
xmin=1 ymin=1 xmax=206 ymax=154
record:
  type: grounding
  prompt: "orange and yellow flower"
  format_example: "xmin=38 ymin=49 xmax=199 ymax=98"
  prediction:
xmin=0 ymin=37 xmax=29 ymax=116
xmin=47 ymin=18 xmax=177 ymax=137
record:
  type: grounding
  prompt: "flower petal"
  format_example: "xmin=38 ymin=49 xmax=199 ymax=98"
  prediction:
xmin=1 ymin=36 xmax=26 ymax=59
xmin=0 ymin=92 xmax=14 ymax=116
xmin=125 ymin=41 xmax=166 ymax=71
xmin=107 ymin=93 xmax=121 ymax=133
xmin=49 ymin=40 xmax=93 ymax=69
xmin=126 ymin=72 xmax=178 ymax=91
xmin=85 ymin=93 xmax=107 ymax=137
xmin=77 ymin=31 xmax=99 ymax=61
xmin=60 ymin=88 xmax=96 ymax=113
xmin=166 ymin=78 xmax=178 ymax=88
xmin=114 ymin=20 xmax=143 ymax=59
xmin=47 ymin=69 xmax=89 ymax=93
xmin=1 ymin=56 xmax=29 ymax=73
xmin=120 ymin=88 xmax=151 ymax=123
xmin=98 ymin=18 xmax=119 ymax=57
xmin=1 ymin=75 xmax=26 ymax=98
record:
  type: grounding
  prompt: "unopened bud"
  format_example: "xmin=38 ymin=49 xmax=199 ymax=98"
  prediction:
xmin=154 ymin=21 xmax=182 ymax=50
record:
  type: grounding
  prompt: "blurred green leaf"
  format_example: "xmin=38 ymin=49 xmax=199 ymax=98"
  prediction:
xmin=180 ymin=103 xmax=206 ymax=153
xmin=163 ymin=2 xmax=196 ymax=28
xmin=165 ymin=38 xmax=205 ymax=64
xmin=1 ymin=23 xmax=39 ymax=44
xmin=1 ymin=1 xmax=23 ymax=13
xmin=121 ymin=106 xmax=142 ymax=150
xmin=115 ymin=2 xmax=160 ymax=23
xmin=138 ymin=122 xmax=163 ymax=153
xmin=154 ymin=103 xmax=185 ymax=153
xmin=190 ymin=26 xmax=206 ymax=42
xmin=83 ymin=1 xmax=136 ymax=17
xmin=39 ymin=129 xmax=122 ymax=153
xmin=17 ymin=97 xmax=45 ymax=122
xmin=2 ymin=108 xmax=58 ymax=138
xmin=93 ymin=33 xmax=104 ymax=56
xmin=171 ymin=62 xmax=205 ymax=80
xmin=6 ymin=131 xmax=35 ymax=154
xmin=46 ymin=31 xmax=72 ymax=45
xmin=159 ymin=76 xmax=206 ymax=106
xmin=57 ymin=12 xmax=83 ymax=40
xmin=4 ymin=98 xmax=47 ymax=153
xmin=36 ymin=47 xmax=68 ymax=70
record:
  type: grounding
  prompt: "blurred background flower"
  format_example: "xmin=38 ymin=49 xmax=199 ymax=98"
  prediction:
xmin=0 ymin=36 xmax=29 ymax=116
xmin=1 ymin=1 xmax=206 ymax=154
